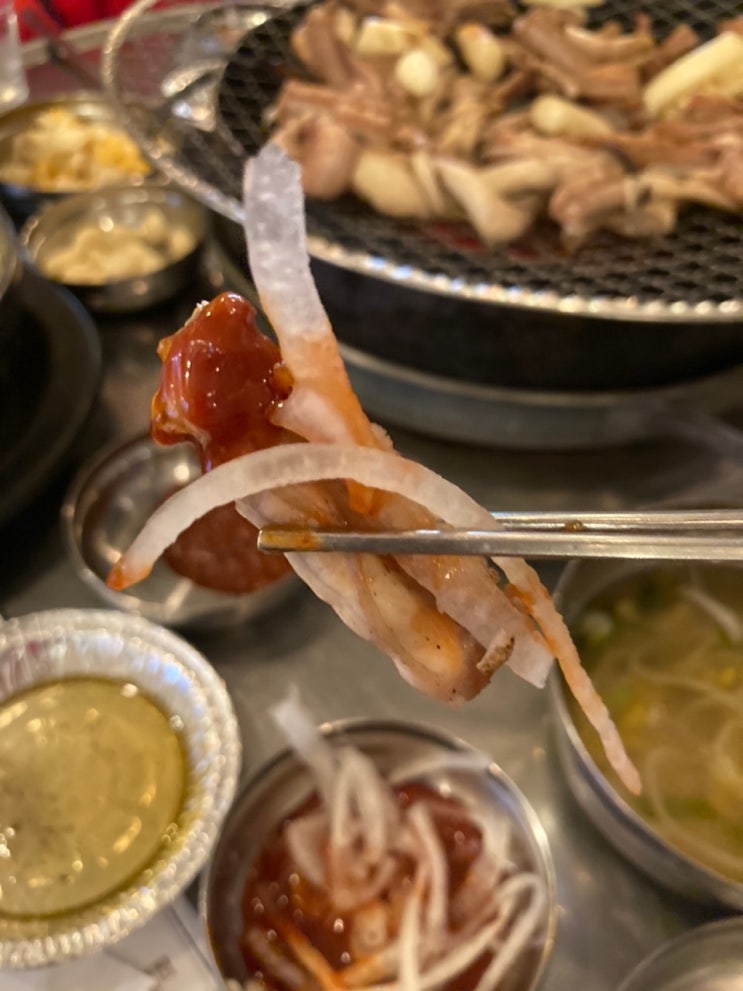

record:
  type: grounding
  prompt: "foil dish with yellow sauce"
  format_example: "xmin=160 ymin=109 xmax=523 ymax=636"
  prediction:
xmin=0 ymin=608 xmax=240 ymax=969
xmin=0 ymin=677 xmax=186 ymax=918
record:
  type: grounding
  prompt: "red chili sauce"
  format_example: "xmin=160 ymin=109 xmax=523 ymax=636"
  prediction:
xmin=162 ymin=504 xmax=291 ymax=594
xmin=240 ymin=782 xmax=492 ymax=991
xmin=151 ymin=292 xmax=294 ymax=593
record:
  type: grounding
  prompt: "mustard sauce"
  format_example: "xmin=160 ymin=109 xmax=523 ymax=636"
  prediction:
xmin=0 ymin=677 xmax=186 ymax=917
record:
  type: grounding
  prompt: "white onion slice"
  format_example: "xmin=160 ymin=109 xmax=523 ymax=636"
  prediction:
xmin=398 ymin=874 xmax=424 ymax=991
xmin=366 ymin=886 xmax=517 ymax=991
xmin=285 ymin=812 xmax=327 ymax=889
xmin=681 ymin=584 xmax=743 ymax=643
xmin=473 ymin=876 xmax=546 ymax=991
xmin=271 ymin=686 xmax=338 ymax=802
xmin=343 ymin=748 xmax=394 ymax=866
xmin=329 ymin=747 xmax=356 ymax=864
xmin=408 ymin=802 xmax=448 ymax=938
xmin=111 ymin=441 xmax=638 ymax=793
xmin=243 ymin=144 xmax=375 ymax=450
xmin=243 ymin=144 xmax=330 ymax=351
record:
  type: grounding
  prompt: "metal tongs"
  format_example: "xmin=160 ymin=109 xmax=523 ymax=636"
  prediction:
xmin=257 ymin=509 xmax=743 ymax=561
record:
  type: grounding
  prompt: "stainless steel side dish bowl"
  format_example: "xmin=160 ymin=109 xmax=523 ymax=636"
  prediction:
xmin=552 ymin=558 xmax=743 ymax=910
xmin=203 ymin=719 xmax=556 ymax=991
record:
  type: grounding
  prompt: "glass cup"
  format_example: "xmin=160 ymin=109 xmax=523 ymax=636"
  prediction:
xmin=0 ymin=0 xmax=29 ymax=112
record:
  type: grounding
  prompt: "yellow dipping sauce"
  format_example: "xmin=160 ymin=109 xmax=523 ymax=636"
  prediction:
xmin=0 ymin=677 xmax=186 ymax=917
xmin=571 ymin=565 xmax=743 ymax=883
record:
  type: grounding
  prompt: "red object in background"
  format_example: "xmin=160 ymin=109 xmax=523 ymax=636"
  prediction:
xmin=16 ymin=0 xmax=134 ymax=39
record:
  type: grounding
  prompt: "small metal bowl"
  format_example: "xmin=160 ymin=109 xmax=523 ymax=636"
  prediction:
xmin=0 ymin=607 xmax=241 ymax=968
xmin=61 ymin=433 xmax=298 ymax=631
xmin=617 ymin=917 xmax=743 ymax=991
xmin=202 ymin=719 xmax=556 ymax=990
xmin=551 ymin=558 xmax=743 ymax=910
xmin=0 ymin=92 xmax=152 ymax=225
xmin=20 ymin=182 xmax=206 ymax=313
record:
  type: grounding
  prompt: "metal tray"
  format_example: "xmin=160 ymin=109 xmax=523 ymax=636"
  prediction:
xmin=15 ymin=33 xmax=743 ymax=991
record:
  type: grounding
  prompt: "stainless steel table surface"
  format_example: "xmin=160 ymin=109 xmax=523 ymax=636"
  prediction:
xmin=2 ymin=22 xmax=740 ymax=991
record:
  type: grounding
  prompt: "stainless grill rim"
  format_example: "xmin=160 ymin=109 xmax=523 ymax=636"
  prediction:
xmin=101 ymin=0 xmax=743 ymax=322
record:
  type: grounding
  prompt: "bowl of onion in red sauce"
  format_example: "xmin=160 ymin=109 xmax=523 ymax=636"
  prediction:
xmin=202 ymin=711 xmax=556 ymax=991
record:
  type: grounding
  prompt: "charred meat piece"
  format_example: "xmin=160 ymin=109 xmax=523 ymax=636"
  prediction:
xmin=273 ymin=115 xmax=361 ymax=198
xmin=512 ymin=9 xmax=645 ymax=105
xmin=342 ymin=0 xmax=515 ymax=31
xmin=265 ymin=0 xmax=743 ymax=249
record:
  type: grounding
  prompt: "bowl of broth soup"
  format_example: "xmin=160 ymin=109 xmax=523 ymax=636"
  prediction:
xmin=551 ymin=560 xmax=743 ymax=910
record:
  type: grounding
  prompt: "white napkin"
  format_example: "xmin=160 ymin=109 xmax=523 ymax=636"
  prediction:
xmin=4 ymin=898 xmax=223 ymax=991
xmin=112 ymin=897 xmax=223 ymax=990
xmin=3 ymin=954 xmax=155 ymax=991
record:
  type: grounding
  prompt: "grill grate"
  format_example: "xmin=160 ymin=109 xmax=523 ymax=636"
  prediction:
xmin=103 ymin=0 xmax=743 ymax=320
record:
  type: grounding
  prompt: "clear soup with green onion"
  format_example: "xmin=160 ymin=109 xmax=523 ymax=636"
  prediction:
xmin=570 ymin=564 xmax=743 ymax=883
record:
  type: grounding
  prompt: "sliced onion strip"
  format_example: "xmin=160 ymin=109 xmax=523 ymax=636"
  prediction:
xmin=243 ymin=144 xmax=377 ymax=452
xmin=681 ymin=584 xmax=743 ymax=643
xmin=408 ymin=802 xmax=449 ymax=939
xmin=345 ymin=748 xmax=395 ymax=867
xmin=285 ymin=812 xmax=327 ymax=889
xmin=243 ymin=144 xmax=330 ymax=352
xmin=366 ymin=893 xmax=514 ymax=991
xmin=271 ymin=686 xmax=338 ymax=803
xmin=472 ymin=876 xmax=546 ymax=991
xmin=398 ymin=871 xmax=424 ymax=991
xmin=329 ymin=747 xmax=356 ymax=863
xmin=109 ymin=441 xmax=637 ymax=793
